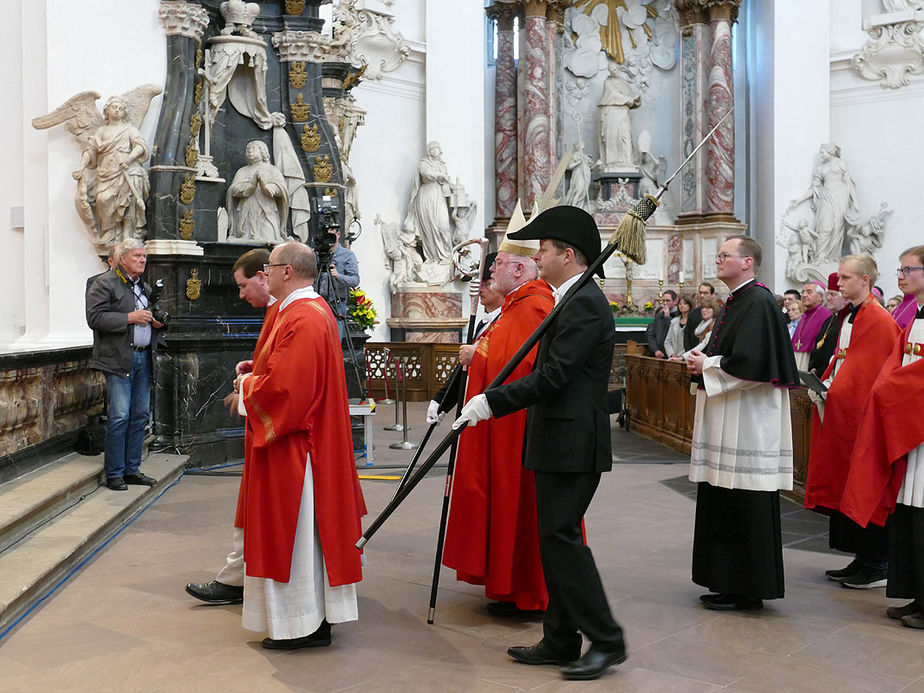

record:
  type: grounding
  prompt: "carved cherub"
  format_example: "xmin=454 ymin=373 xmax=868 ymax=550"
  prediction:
xmin=32 ymin=85 xmax=162 ymax=248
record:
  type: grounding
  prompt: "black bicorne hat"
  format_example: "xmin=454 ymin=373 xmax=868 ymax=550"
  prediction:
xmin=508 ymin=205 xmax=604 ymax=278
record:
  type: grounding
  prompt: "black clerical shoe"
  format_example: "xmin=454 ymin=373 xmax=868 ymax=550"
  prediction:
xmin=106 ymin=477 xmax=127 ymax=491
xmin=185 ymin=580 xmax=244 ymax=605
xmin=702 ymin=593 xmax=763 ymax=611
xmin=262 ymin=620 xmax=331 ymax=650
xmin=560 ymin=643 xmax=627 ymax=681
xmin=699 ymin=593 xmax=723 ymax=604
xmin=825 ymin=557 xmax=863 ymax=582
xmin=887 ymin=601 xmax=923 ymax=620
xmin=486 ymin=601 xmax=545 ymax=619
xmin=124 ymin=472 xmax=157 ymax=486
xmin=507 ymin=640 xmax=580 ymax=666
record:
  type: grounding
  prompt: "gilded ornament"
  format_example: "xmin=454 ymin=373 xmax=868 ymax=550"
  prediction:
xmin=186 ymin=268 xmax=202 ymax=301
xmin=184 ymin=137 xmax=198 ymax=168
xmin=190 ymin=111 xmax=201 ymax=138
xmin=342 ymin=64 xmax=366 ymax=91
xmin=180 ymin=174 xmax=196 ymax=205
xmin=284 ymin=0 xmax=306 ymax=15
xmin=179 ymin=208 xmax=194 ymax=240
xmin=324 ymin=187 xmax=338 ymax=198
xmin=289 ymin=61 xmax=307 ymax=89
xmin=300 ymin=123 xmax=321 ymax=152
xmin=290 ymin=93 xmax=310 ymax=121
xmin=194 ymin=80 xmax=203 ymax=105
xmin=314 ymin=154 xmax=332 ymax=183
xmin=195 ymin=47 xmax=203 ymax=70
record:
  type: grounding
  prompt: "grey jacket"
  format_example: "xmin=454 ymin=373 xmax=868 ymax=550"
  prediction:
xmin=85 ymin=268 xmax=162 ymax=378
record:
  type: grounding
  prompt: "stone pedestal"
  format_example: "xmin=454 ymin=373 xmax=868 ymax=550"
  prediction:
xmin=387 ymin=288 xmax=466 ymax=343
xmin=594 ymin=169 xmax=642 ymax=210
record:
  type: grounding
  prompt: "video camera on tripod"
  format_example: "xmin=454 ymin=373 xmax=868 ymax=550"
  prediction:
xmin=311 ymin=195 xmax=340 ymax=272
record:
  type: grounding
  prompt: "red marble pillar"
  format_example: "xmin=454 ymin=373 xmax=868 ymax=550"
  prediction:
xmin=704 ymin=2 xmax=737 ymax=221
xmin=522 ymin=0 xmax=550 ymax=209
xmin=487 ymin=4 xmax=519 ymax=220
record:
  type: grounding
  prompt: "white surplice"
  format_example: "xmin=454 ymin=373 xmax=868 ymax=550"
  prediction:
xmin=898 ymin=317 xmax=924 ymax=510
xmin=689 ymin=355 xmax=794 ymax=492
xmin=242 ymin=453 xmax=359 ymax=639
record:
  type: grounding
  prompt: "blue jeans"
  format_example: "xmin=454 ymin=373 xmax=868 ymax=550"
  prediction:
xmin=104 ymin=350 xmax=152 ymax=480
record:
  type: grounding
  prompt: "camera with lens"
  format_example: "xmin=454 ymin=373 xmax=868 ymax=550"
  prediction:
xmin=149 ymin=278 xmax=170 ymax=325
xmin=312 ymin=195 xmax=340 ymax=271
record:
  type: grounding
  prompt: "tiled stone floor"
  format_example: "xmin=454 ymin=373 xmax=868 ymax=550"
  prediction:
xmin=2 ymin=403 xmax=924 ymax=692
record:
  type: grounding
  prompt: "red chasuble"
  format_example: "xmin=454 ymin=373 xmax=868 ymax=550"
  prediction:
xmin=804 ymin=296 xmax=901 ymax=513
xmin=235 ymin=301 xmax=280 ymax=530
xmin=840 ymin=321 xmax=924 ymax=527
xmin=442 ymin=279 xmax=554 ymax=610
xmin=239 ymin=295 xmax=366 ymax=585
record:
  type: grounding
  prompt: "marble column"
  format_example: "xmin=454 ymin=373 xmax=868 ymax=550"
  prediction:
xmin=546 ymin=2 xmax=567 ymax=191
xmin=704 ymin=1 xmax=738 ymax=221
xmin=675 ymin=0 xmax=710 ymax=222
xmin=522 ymin=0 xmax=550 ymax=209
xmin=487 ymin=3 xmax=519 ymax=220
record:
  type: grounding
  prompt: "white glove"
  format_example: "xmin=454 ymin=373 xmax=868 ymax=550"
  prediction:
xmin=426 ymin=399 xmax=444 ymax=425
xmin=806 ymin=388 xmax=825 ymax=406
xmin=452 ymin=394 xmax=492 ymax=430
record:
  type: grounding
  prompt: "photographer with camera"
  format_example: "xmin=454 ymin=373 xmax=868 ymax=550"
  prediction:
xmin=85 ymin=238 xmax=165 ymax=491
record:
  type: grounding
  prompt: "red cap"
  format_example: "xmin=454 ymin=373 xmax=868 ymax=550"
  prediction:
xmin=827 ymin=272 xmax=839 ymax=290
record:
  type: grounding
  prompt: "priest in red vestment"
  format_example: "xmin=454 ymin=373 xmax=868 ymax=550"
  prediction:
xmin=805 ymin=254 xmax=900 ymax=588
xmin=234 ymin=242 xmax=366 ymax=650
xmin=442 ymin=229 xmax=554 ymax=615
xmin=841 ymin=245 xmax=924 ymax=627
xmin=185 ymin=248 xmax=276 ymax=605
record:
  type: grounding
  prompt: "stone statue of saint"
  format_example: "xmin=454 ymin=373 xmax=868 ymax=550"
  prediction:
xmin=404 ymin=141 xmax=453 ymax=270
xmin=73 ymin=97 xmax=150 ymax=244
xmin=564 ymin=139 xmax=593 ymax=211
xmin=226 ymin=140 xmax=289 ymax=243
xmin=787 ymin=143 xmax=861 ymax=263
xmin=597 ymin=62 xmax=641 ymax=170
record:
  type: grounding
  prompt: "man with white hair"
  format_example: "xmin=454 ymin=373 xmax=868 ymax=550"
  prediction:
xmin=443 ymin=220 xmax=555 ymax=617
xmin=86 ymin=238 xmax=163 ymax=491
xmin=792 ymin=280 xmax=832 ymax=370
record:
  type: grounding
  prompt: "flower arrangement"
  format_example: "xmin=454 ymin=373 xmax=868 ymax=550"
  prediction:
xmin=348 ymin=288 xmax=377 ymax=329
xmin=643 ymin=300 xmax=655 ymax=313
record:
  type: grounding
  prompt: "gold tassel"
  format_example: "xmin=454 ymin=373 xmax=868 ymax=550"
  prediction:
xmin=608 ymin=195 xmax=659 ymax=265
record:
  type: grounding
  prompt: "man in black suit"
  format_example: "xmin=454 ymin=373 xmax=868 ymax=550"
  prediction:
xmin=454 ymin=206 xmax=625 ymax=681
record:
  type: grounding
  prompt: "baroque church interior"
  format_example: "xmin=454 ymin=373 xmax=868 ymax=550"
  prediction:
xmin=2 ymin=0 xmax=924 ymax=690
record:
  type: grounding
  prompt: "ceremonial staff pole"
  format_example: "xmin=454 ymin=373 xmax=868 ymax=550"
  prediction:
xmin=357 ymin=111 xmax=735 ymax=552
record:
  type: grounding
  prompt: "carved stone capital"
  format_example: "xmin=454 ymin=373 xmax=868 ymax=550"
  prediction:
xmin=524 ymin=0 xmax=548 ymax=18
xmin=853 ymin=15 xmax=924 ymax=89
xmin=486 ymin=1 xmax=520 ymax=30
xmin=272 ymin=29 xmax=331 ymax=62
xmin=675 ymin=0 xmax=708 ymax=28
xmin=703 ymin=0 xmax=740 ymax=23
xmin=159 ymin=1 xmax=210 ymax=40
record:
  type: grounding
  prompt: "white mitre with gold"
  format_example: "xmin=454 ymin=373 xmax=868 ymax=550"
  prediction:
xmin=497 ymin=200 xmax=539 ymax=257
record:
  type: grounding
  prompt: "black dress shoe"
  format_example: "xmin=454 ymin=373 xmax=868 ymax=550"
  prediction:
xmin=106 ymin=477 xmax=127 ymax=491
xmin=185 ymin=580 xmax=244 ymax=604
xmin=124 ymin=473 xmax=157 ymax=486
xmin=507 ymin=640 xmax=580 ymax=666
xmin=486 ymin=601 xmax=545 ymax=619
xmin=702 ymin=593 xmax=763 ymax=611
xmin=887 ymin=600 xmax=923 ymax=620
xmin=262 ymin=620 xmax=331 ymax=650
xmin=699 ymin=593 xmax=724 ymax=604
xmin=561 ymin=644 xmax=627 ymax=681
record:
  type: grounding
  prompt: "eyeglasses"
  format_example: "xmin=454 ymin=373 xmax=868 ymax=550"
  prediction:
xmin=263 ymin=263 xmax=288 ymax=273
xmin=897 ymin=266 xmax=924 ymax=277
xmin=715 ymin=253 xmax=741 ymax=263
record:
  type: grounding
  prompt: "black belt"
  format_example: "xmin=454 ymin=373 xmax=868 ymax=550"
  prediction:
xmin=133 ymin=345 xmax=149 ymax=352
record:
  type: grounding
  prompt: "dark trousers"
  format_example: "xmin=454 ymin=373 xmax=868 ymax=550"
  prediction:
xmin=829 ymin=510 xmax=889 ymax=566
xmin=534 ymin=471 xmax=623 ymax=655
xmin=888 ymin=504 xmax=924 ymax=601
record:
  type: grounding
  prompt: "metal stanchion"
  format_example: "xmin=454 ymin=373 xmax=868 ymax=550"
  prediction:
xmin=379 ymin=346 xmax=395 ymax=405
xmin=390 ymin=357 xmax=418 ymax=450
xmin=382 ymin=355 xmax=404 ymax=431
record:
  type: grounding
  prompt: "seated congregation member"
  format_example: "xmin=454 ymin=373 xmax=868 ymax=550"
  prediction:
xmin=645 ymin=290 xmax=677 ymax=357
xmin=840 ymin=246 xmax=924 ymax=627
xmin=791 ymin=281 xmax=832 ymax=370
xmin=663 ymin=293 xmax=694 ymax=359
xmin=805 ymin=254 xmax=901 ymax=589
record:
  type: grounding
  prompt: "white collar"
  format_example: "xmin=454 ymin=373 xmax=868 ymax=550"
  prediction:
xmin=728 ymin=277 xmax=756 ymax=294
xmin=552 ymin=274 xmax=583 ymax=305
xmin=278 ymin=285 xmax=318 ymax=311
